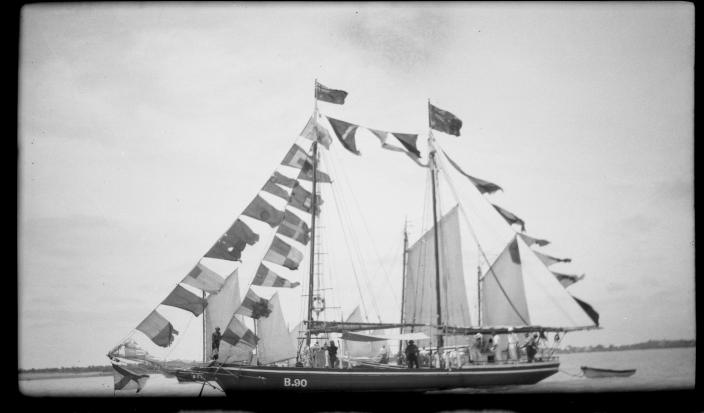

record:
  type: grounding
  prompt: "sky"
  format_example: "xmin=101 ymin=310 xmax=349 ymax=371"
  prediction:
xmin=18 ymin=2 xmax=694 ymax=369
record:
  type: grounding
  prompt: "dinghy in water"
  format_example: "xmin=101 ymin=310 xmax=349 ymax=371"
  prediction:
xmin=581 ymin=366 xmax=636 ymax=378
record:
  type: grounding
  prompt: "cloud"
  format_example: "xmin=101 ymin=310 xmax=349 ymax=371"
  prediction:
xmin=338 ymin=7 xmax=456 ymax=71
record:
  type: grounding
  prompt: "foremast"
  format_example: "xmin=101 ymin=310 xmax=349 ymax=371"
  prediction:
xmin=428 ymin=101 xmax=444 ymax=352
xmin=305 ymin=81 xmax=320 ymax=347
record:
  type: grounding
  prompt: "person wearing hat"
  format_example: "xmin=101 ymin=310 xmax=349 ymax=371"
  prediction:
xmin=405 ymin=340 xmax=419 ymax=369
xmin=211 ymin=327 xmax=222 ymax=360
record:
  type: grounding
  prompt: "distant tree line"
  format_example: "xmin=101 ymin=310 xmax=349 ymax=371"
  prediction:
xmin=558 ymin=339 xmax=695 ymax=353
xmin=19 ymin=364 xmax=114 ymax=374
xmin=19 ymin=359 xmax=198 ymax=374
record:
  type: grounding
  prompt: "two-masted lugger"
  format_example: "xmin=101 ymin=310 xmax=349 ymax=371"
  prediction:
xmin=107 ymin=81 xmax=600 ymax=394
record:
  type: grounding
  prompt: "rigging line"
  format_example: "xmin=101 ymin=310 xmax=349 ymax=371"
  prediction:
xmin=325 ymin=148 xmax=383 ymax=322
xmin=432 ymin=144 xmax=528 ymax=325
xmin=332 ymin=168 xmax=383 ymax=324
xmin=321 ymin=149 xmax=366 ymax=321
xmin=409 ymin=170 xmax=432 ymax=329
xmin=326 ymin=157 xmax=370 ymax=321
xmin=329 ymin=149 xmax=401 ymax=311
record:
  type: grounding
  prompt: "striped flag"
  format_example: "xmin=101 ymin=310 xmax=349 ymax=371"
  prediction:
xmin=161 ymin=284 xmax=208 ymax=316
xmin=277 ymin=210 xmax=310 ymax=245
xmin=236 ymin=288 xmax=272 ymax=319
xmin=315 ymin=81 xmax=348 ymax=104
xmin=263 ymin=236 xmax=304 ymax=270
xmin=181 ymin=263 xmax=226 ymax=293
xmin=252 ymin=263 xmax=300 ymax=288
xmin=242 ymin=195 xmax=285 ymax=228
xmin=262 ymin=179 xmax=290 ymax=200
xmin=327 ymin=116 xmax=361 ymax=155
xmin=270 ymin=171 xmax=298 ymax=188
xmin=136 ymin=310 xmax=179 ymax=348
xmin=222 ymin=316 xmax=259 ymax=347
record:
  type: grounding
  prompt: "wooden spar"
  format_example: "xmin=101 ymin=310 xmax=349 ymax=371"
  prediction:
xmin=428 ymin=127 xmax=444 ymax=351
xmin=306 ymin=82 xmax=319 ymax=346
xmin=398 ymin=219 xmax=409 ymax=354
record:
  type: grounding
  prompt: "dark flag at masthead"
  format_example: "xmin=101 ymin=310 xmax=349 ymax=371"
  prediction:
xmin=429 ymin=103 xmax=463 ymax=136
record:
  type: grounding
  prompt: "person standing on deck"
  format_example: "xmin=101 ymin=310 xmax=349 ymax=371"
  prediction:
xmin=300 ymin=344 xmax=311 ymax=367
xmin=211 ymin=327 xmax=222 ymax=360
xmin=507 ymin=328 xmax=518 ymax=361
xmin=322 ymin=341 xmax=330 ymax=368
xmin=327 ymin=341 xmax=338 ymax=368
xmin=376 ymin=344 xmax=389 ymax=364
xmin=311 ymin=342 xmax=322 ymax=368
xmin=487 ymin=338 xmax=496 ymax=363
xmin=470 ymin=333 xmax=483 ymax=363
xmin=405 ymin=340 xmax=419 ymax=369
xmin=419 ymin=347 xmax=429 ymax=367
xmin=493 ymin=332 xmax=503 ymax=362
xmin=525 ymin=333 xmax=539 ymax=362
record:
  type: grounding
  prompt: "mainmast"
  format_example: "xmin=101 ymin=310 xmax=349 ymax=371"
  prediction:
xmin=398 ymin=219 xmax=409 ymax=353
xmin=305 ymin=80 xmax=320 ymax=346
xmin=428 ymin=100 xmax=444 ymax=351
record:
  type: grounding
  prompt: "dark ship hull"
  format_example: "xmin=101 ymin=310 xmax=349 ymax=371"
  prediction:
xmin=198 ymin=360 xmax=559 ymax=393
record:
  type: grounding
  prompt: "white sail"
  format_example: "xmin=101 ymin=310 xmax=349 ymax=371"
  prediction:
xmin=481 ymin=235 xmax=596 ymax=329
xmin=516 ymin=235 xmax=596 ymax=328
xmin=341 ymin=306 xmax=373 ymax=357
xmin=204 ymin=269 xmax=251 ymax=362
xmin=257 ymin=293 xmax=298 ymax=365
xmin=402 ymin=205 xmax=471 ymax=347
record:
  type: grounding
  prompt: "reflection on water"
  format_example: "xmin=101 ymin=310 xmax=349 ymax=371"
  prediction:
xmin=19 ymin=347 xmax=694 ymax=397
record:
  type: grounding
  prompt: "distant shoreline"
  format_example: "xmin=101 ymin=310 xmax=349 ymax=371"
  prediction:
xmin=19 ymin=371 xmax=113 ymax=381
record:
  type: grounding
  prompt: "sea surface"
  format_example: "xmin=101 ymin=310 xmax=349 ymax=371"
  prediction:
xmin=18 ymin=347 xmax=694 ymax=397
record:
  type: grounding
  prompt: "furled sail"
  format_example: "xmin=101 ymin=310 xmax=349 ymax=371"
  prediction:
xmin=341 ymin=306 xmax=376 ymax=358
xmin=256 ymin=293 xmax=298 ymax=364
xmin=402 ymin=205 xmax=471 ymax=347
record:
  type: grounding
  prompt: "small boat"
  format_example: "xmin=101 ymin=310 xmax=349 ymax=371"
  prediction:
xmin=580 ymin=366 xmax=636 ymax=378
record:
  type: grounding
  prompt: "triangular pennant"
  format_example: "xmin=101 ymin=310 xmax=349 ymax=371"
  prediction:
xmin=327 ymin=116 xmax=361 ymax=155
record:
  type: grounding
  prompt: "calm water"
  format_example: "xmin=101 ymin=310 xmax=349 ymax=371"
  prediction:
xmin=18 ymin=347 xmax=694 ymax=397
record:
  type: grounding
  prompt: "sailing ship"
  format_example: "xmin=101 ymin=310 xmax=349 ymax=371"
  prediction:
xmin=107 ymin=81 xmax=600 ymax=394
